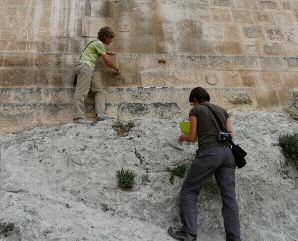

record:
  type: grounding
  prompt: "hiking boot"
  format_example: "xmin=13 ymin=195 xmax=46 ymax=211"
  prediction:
xmin=73 ymin=118 xmax=93 ymax=124
xmin=167 ymin=226 xmax=197 ymax=241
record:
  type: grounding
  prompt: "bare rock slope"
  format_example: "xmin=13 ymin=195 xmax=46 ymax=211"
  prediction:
xmin=0 ymin=111 xmax=297 ymax=241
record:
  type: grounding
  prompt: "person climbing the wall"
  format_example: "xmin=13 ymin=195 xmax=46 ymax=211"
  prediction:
xmin=73 ymin=26 xmax=119 ymax=124
xmin=168 ymin=87 xmax=242 ymax=241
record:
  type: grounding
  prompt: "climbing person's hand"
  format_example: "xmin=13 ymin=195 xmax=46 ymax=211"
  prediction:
xmin=178 ymin=135 xmax=186 ymax=145
xmin=112 ymin=68 xmax=120 ymax=75
xmin=107 ymin=51 xmax=116 ymax=56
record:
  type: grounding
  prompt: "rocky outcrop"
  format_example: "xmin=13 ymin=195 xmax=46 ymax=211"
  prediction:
xmin=0 ymin=111 xmax=297 ymax=241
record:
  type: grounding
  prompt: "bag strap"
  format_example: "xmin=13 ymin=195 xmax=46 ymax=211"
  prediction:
xmin=201 ymin=103 xmax=235 ymax=145
xmin=79 ymin=40 xmax=97 ymax=60
xmin=201 ymin=103 xmax=225 ymax=133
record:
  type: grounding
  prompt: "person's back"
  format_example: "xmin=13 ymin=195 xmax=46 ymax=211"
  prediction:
xmin=79 ymin=40 xmax=106 ymax=70
xmin=190 ymin=102 xmax=230 ymax=151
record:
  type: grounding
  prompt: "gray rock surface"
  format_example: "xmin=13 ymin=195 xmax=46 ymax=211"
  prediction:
xmin=0 ymin=111 xmax=297 ymax=241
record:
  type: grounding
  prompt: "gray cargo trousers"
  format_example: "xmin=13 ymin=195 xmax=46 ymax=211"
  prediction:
xmin=180 ymin=146 xmax=242 ymax=241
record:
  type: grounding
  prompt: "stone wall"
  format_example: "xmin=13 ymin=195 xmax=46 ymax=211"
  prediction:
xmin=0 ymin=0 xmax=298 ymax=132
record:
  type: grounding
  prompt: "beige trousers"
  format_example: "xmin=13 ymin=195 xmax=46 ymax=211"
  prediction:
xmin=73 ymin=63 xmax=106 ymax=119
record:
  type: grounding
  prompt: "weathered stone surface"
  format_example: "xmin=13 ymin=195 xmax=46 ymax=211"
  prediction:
xmin=265 ymin=27 xmax=284 ymax=41
xmin=0 ymin=112 xmax=297 ymax=241
xmin=259 ymin=0 xmax=279 ymax=9
xmin=263 ymin=43 xmax=286 ymax=56
xmin=211 ymin=8 xmax=232 ymax=22
xmin=243 ymin=26 xmax=264 ymax=39
xmin=255 ymin=89 xmax=290 ymax=108
xmin=232 ymin=10 xmax=253 ymax=24
xmin=254 ymin=11 xmax=274 ymax=23
xmin=286 ymin=89 xmax=298 ymax=119
xmin=215 ymin=41 xmax=243 ymax=55
xmin=212 ymin=0 xmax=233 ymax=7
xmin=223 ymin=88 xmax=253 ymax=105
xmin=117 ymin=102 xmax=181 ymax=119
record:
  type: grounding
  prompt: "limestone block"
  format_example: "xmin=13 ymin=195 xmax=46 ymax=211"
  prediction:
xmin=243 ymin=40 xmax=263 ymax=56
xmin=255 ymin=89 xmax=290 ymax=107
xmin=215 ymin=41 xmax=243 ymax=55
xmin=207 ymin=56 xmax=260 ymax=70
xmin=273 ymin=11 xmax=294 ymax=26
xmin=239 ymin=71 xmax=259 ymax=87
xmin=81 ymin=16 xmax=110 ymax=37
xmin=200 ymin=70 xmax=242 ymax=88
xmin=281 ymin=1 xmax=292 ymax=10
xmin=0 ymin=28 xmax=18 ymax=41
xmin=243 ymin=26 xmax=264 ymax=39
xmin=265 ymin=27 xmax=284 ymax=41
xmin=280 ymin=72 xmax=298 ymax=89
xmin=139 ymin=69 xmax=201 ymax=87
xmin=223 ymin=24 xmax=242 ymax=41
xmin=286 ymin=106 xmax=298 ymax=119
xmin=259 ymin=0 xmax=279 ymax=9
xmin=211 ymin=8 xmax=232 ymax=22
xmin=201 ymin=22 xmax=224 ymax=41
xmin=0 ymin=67 xmax=75 ymax=87
xmin=285 ymin=43 xmax=298 ymax=56
xmin=0 ymin=54 xmax=33 ymax=67
xmin=285 ymin=57 xmax=298 ymax=69
xmin=1 ymin=0 xmax=29 ymax=5
xmin=232 ymin=10 xmax=253 ymax=24
xmin=289 ymin=89 xmax=298 ymax=106
xmin=283 ymin=27 xmax=298 ymax=43
xmin=263 ymin=43 xmax=286 ymax=56
xmin=262 ymin=71 xmax=282 ymax=89
xmin=223 ymin=88 xmax=254 ymax=105
xmin=259 ymin=57 xmax=286 ymax=71
xmin=0 ymin=87 xmax=74 ymax=105
xmin=117 ymin=102 xmax=181 ymax=120
xmin=0 ymin=102 xmax=94 ymax=133
xmin=253 ymin=11 xmax=274 ymax=23
xmin=234 ymin=0 xmax=259 ymax=9
xmin=212 ymin=0 xmax=233 ymax=7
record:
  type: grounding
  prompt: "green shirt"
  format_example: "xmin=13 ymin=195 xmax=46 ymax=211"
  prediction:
xmin=79 ymin=40 xmax=106 ymax=70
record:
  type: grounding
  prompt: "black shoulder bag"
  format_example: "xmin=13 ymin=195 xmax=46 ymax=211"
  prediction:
xmin=202 ymin=104 xmax=247 ymax=168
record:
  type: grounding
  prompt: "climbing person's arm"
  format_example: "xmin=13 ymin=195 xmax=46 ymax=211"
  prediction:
xmin=101 ymin=54 xmax=119 ymax=74
xmin=226 ymin=117 xmax=235 ymax=137
xmin=178 ymin=116 xmax=197 ymax=144
xmin=106 ymin=51 xmax=116 ymax=56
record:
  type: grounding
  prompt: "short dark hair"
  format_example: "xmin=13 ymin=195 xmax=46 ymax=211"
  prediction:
xmin=189 ymin=87 xmax=210 ymax=103
xmin=98 ymin=27 xmax=115 ymax=41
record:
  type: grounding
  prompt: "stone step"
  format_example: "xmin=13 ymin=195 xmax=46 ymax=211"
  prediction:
xmin=0 ymin=103 xmax=94 ymax=133
xmin=0 ymin=67 xmax=75 ymax=87
xmin=0 ymin=86 xmax=290 ymax=108
xmin=0 ymin=86 xmax=257 ymax=106
xmin=0 ymin=86 xmax=293 ymax=133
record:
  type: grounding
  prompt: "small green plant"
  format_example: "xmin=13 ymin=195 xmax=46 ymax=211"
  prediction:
xmin=279 ymin=133 xmax=298 ymax=169
xmin=117 ymin=168 xmax=136 ymax=190
xmin=169 ymin=164 xmax=187 ymax=185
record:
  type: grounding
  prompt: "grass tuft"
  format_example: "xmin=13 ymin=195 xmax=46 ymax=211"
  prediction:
xmin=117 ymin=168 xmax=136 ymax=190
xmin=169 ymin=164 xmax=187 ymax=185
xmin=279 ymin=133 xmax=298 ymax=170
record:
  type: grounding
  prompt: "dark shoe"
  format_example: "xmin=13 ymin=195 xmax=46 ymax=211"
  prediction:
xmin=167 ymin=227 xmax=197 ymax=241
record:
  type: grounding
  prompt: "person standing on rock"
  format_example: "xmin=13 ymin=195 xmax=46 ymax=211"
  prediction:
xmin=73 ymin=27 xmax=119 ymax=124
xmin=168 ymin=87 xmax=242 ymax=241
